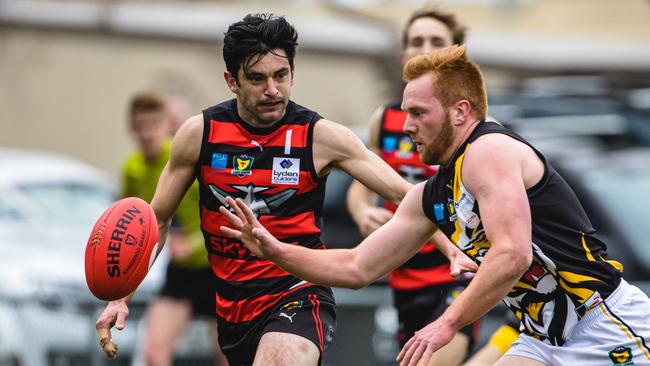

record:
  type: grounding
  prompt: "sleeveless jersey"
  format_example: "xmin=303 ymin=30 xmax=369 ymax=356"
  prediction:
xmin=379 ymin=102 xmax=455 ymax=290
xmin=197 ymin=99 xmax=328 ymax=324
xmin=422 ymin=121 xmax=623 ymax=345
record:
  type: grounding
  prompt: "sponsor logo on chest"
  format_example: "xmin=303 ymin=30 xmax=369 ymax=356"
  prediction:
xmin=272 ymin=157 xmax=300 ymax=185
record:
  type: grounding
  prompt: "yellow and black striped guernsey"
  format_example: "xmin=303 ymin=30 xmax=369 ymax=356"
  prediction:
xmin=422 ymin=121 xmax=623 ymax=346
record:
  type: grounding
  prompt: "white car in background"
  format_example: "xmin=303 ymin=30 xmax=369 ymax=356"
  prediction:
xmin=0 ymin=149 xmax=168 ymax=366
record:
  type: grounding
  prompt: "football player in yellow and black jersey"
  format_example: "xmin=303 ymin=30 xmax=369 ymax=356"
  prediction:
xmin=221 ymin=45 xmax=650 ymax=366
xmin=346 ymin=6 xmax=478 ymax=365
xmin=94 ymin=13 xmax=426 ymax=366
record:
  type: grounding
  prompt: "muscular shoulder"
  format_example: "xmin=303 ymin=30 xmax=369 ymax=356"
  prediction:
xmin=314 ymin=119 xmax=365 ymax=156
xmin=463 ymin=132 xmax=542 ymax=191
xmin=466 ymin=133 xmax=535 ymax=166
xmin=312 ymin=119 xmax=368 ymax=174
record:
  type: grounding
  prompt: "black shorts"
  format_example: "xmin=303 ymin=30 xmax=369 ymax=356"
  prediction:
xmin=393 ymin=281 xmax=478 ymax=350
xmin=217 ymin=286 xmax=337 ymax=366
xmin=159 ymin=262 xmax=217 ymax=318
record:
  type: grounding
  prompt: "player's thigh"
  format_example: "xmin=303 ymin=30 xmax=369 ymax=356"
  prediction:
xmin=463 ymin=344 xmax=506 ymax=366
xmin=253 ymin=331 xmax=320 ymax=366
xmin=145 ymin=297 xmax=193 ymax=345
xmin=493 ymin=355 xmax=548 ymax=366
xmin=427 ymin=332 xmax=469 ymax=366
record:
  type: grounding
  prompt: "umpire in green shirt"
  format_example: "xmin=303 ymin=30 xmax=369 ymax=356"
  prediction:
xmin=122 ymin=91 xmax=227 ymax=366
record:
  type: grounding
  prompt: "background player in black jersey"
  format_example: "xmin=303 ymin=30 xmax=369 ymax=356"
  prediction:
xmin=220 ymin=45 xmax=650 ymax=366
xmin=346 ymin=6 xmax=476 ymax=365
xmin=93 ymin=13 xmax=443 ymax=366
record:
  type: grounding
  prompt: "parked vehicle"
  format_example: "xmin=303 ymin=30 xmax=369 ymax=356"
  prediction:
xmin=0 ymin=149 xmax=167 ymax=366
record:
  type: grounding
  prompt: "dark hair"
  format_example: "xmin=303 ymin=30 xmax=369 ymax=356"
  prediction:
xmin=223 ymin=13 xmax=298 ymax=83
xmin=402 ymin=4 xmax=467 ymax=48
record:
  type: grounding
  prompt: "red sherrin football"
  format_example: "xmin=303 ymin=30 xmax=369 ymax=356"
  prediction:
xmin=85 ymin=197 xmax=159 ymax=301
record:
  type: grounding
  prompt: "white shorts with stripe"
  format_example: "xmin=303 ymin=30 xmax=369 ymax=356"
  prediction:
xmin=506 ymin=279 xmax=650 ymax=366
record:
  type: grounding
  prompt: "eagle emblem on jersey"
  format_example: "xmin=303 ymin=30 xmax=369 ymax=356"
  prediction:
xmin=209 ymin=183 xmax=297 ymax=217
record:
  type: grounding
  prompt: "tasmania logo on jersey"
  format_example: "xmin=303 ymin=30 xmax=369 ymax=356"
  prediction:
xmin=609 ymin=346 xmax=633 ymax=365
xmin=272 ymin=157 xmax=300 ymax=185
xmin=232 ymin=155 xmax=254 ymax=177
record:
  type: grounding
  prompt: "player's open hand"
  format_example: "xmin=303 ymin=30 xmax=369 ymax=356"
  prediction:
xmin=219 ymin=196 xmax=284 ymax=259
xmin=397 ymin=317 xmax=457 ymax=366
xmin=95 ymin=299 xmax=129 ymax=359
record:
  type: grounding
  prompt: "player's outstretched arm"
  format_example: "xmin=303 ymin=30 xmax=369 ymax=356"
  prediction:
xmin=313 ymin=119 xmax=412 ymax=207
xmin=149 ymin=114 xmax=203 ymax=256
xmin=95 ymin=114 xmax=203 ymax=359
xmin=221 ymin=183 xmax=438 ymax=289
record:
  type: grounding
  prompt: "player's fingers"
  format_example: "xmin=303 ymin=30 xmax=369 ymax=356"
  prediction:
xmin=367 ymin=216 xmax=385 ymax=229
xmin=375 ymin=210 xmax=394 ymax=223
xmin=417 ymin=347 xmax=434 ymax=366
xmin=115 ymin=310 xmax=128 ymax=330
xmin=219 ymin=206 xmax=243 ymax=227
xmin=225 ymin=197 xmax=246 ymax=222
xmin=397 ymin=337 xmax=416 ymax=362
xmin=220 ymin=226 xmax=241 ymax=239
xmin=406 ymin=343 xmax=426 ymax=366
xmin=252 ymin=227 xmax=272 ymax=243
xmin=97 ymin=327 xmax=118 ymax=359
xmin=236 ymin=197 xmax=258 ymax=225
xmin=450 ymin=266 xmax=460 ymax=277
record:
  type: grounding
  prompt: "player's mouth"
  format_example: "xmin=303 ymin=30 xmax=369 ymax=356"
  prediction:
xmin=258 ymin=100 xmax=284 ymax=110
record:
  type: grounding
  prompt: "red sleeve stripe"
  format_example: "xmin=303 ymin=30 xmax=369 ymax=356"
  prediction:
xmin=216 ymin=282 xmax=311 ymax=323
xmin=202 ymin=208 xmax=321 ymax=239
xmin=200 ymin=167 xmax=318 ymax=193
xmin=389 ymin=265 xmax=456 ymax=290
xmin=383 ymin=109 xmax=407 ymax=132
xmin=209 ymin=120 xmax=309 ymax=147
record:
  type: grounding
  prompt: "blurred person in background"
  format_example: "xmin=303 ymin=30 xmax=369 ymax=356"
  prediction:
xmin=96 ymin=13 xmax=422 ymax=366
xmin=346 ymin=5 xmax=477 ymax=365
xmin=220 ymin=45 xmax=650 ymax=366
xmin=121 ymin=91 xmax=227 ymax=366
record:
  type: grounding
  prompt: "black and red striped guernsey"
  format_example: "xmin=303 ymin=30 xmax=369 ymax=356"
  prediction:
xmin=378 ymin=101 xmax=454 ymax=290
xmin=197 ymin=99 xmax=328 ymax=324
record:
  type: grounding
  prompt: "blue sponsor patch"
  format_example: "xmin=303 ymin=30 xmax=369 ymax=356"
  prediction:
xmin=280 ymin=158 xmax=293 ymax=169
xmin=383 ymin=136 xmax=397 ymax=152
xmin=433 ymin=203 xmax=445 ymax=223
xmin=211 ymin=153 xmax=228 ymax=170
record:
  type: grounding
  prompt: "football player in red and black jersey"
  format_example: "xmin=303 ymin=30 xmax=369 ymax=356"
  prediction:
xmin=346 ymin=6 xmax=478 ymax=365
xmin=95 ymin=13 xmax=426 ymax=366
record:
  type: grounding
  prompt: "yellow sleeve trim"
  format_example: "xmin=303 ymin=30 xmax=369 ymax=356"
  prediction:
xmin=488 ymin=324 xmax=519 ymax=354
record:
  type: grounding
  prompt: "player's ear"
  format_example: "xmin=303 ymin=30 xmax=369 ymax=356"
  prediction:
xmin=224 ymin=71 xmax=239 ymax=93
xmin=452 ymin=100 xmax=471 ymax=125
